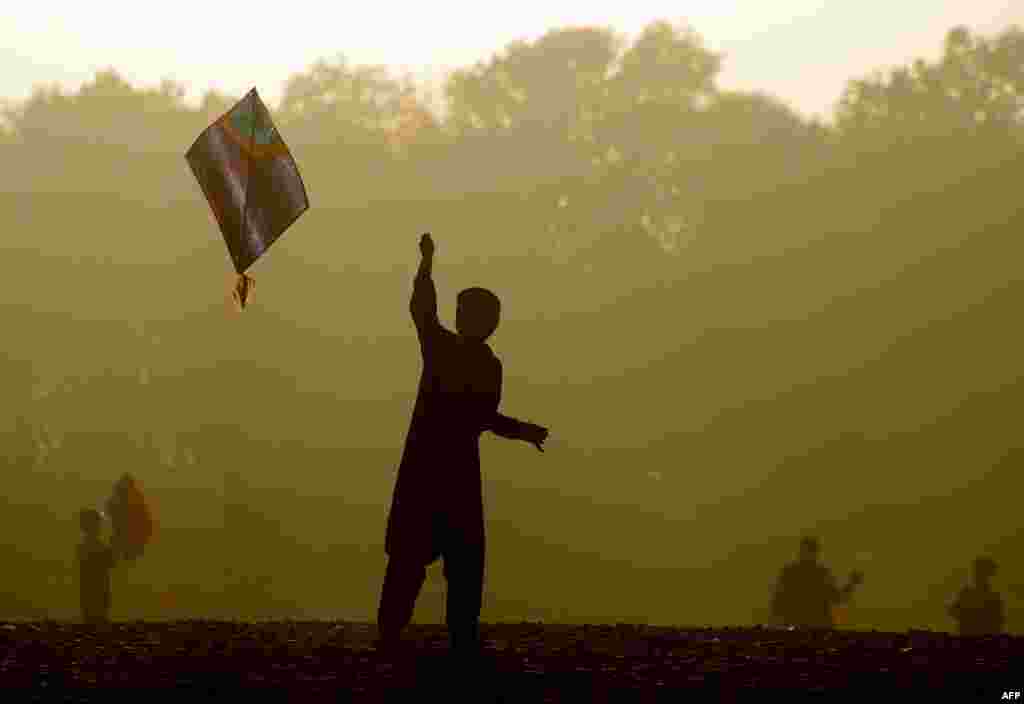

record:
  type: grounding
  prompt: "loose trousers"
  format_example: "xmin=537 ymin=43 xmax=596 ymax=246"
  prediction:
xmin=378 ymin=514 xmax=484 ymax=647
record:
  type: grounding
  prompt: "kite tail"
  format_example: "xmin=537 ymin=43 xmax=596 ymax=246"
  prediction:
xmin=233 ymin=273 xmax=255 ymax=310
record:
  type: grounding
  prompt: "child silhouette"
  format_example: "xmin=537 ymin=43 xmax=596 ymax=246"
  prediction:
xmin=77 ymin=508 xmax=116 ymax=625
xmin=378 ymin=233 xmax=549 ymax=658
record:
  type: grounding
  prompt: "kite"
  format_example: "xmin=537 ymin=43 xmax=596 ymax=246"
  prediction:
xmin=186 ymin=88 xmax=309 ymax=309
xmin=105 ymin=473 xmax=155 ymax=562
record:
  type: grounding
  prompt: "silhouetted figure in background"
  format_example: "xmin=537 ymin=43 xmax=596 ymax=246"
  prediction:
xmin=770 ymin=536 xmax=863 ymax=629
xmin=77 ymin=508 xmax=116 ymax=625
xmin=949 ymin=556 xmax=1004 ymax=636
xmin=378 ymin=233 xmax=549 ymax=659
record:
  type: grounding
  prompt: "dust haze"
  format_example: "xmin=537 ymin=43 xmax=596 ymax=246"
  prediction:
xmin=1 ymin=21 xmax=1021 ymax=633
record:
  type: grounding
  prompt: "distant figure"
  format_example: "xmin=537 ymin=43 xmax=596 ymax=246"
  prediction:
xmin=77 ymin=508 xmax=116 ymax=625
xmin=949 ymin=556 xmax=1004 ymax=636
xmin=378 ymin=233 xmax=549 ymax=658
xmin=770 ymin=536 xmax=863 ymax=629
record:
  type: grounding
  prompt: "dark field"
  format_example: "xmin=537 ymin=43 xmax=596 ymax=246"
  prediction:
xmin=1 ymin=621 xmax=1020 ymax=701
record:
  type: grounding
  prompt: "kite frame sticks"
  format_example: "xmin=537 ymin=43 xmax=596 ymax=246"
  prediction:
xmin=233 ymin=90 xmax=258 ymax=311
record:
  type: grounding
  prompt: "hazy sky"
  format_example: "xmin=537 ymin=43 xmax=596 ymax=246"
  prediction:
xmin=2 ymin=2 xmax=1022 ymax=119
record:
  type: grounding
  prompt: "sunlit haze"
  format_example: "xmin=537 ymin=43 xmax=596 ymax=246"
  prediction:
xmin=3 ymin=1 xmax=1021 ymax=119
xmin=1 ymin=0 xmax=1022 ymax=642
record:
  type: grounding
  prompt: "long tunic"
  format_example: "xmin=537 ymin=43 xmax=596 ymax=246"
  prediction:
xmin=771 ymin=561 xmax=845 ymax=629
xmin=949 ymin=585 xmax=1005 ymax=636
xmin=384 ymin=263 xmax=523 ymax=562
xmin=77 ymin=538 xmax=115 ymax=619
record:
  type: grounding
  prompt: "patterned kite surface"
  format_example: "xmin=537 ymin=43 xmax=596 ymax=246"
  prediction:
xmin=186 ymin=88 xmax=309 ymax=277
xmin=105 ymin=473 xmax=154 ymax=562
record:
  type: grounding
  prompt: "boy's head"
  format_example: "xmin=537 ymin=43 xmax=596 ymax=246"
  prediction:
xmin=456 ymin=287 xmax=501 ymax=342
xmin=973 ymin=556 xmax=998 ymax=582
xmin=79 ymin=508 xmax=103 ymax=536
xmin=799 ymin=536 xmax=820 ymax=562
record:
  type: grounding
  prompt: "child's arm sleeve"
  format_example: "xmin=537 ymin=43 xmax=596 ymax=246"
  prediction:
xmin=489 ymin=413 xmax=525 ymax=439
xmin=410 ymin=254 xmax=440 ymax=352
xmin=480 ymin=358 xmax=527 ymax=440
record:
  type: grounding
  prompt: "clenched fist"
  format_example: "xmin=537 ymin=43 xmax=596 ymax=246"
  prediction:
xmin=419 ymin=233 xmax=434 ymax=258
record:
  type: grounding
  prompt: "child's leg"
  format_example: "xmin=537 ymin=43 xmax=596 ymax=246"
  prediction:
xmin=81 ymin=586 xmax=112 ymax=625
xmin=82 ymin=604 xmax=106 ymax=625
xmin=377 ymin=554 xmax=429 ymax=642
xmin=442 ymin=537 xmax=485 ymax=651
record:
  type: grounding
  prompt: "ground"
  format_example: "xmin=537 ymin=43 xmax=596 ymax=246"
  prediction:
xmin=0 ymin=620 xmax=1019 ymax=701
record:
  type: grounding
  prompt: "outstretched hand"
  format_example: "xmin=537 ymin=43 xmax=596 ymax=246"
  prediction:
xmin=419 ymin=233 xmax=434 ymax=258
xmin=521 ymin=422 xmax=549 ymax=452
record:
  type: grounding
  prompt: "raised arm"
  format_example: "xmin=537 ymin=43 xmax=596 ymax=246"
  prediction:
xmin=411 ymin=234 xmax=440 ymax=347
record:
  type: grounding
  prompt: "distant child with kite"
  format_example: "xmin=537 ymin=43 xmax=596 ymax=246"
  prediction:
xmin=949 ymin=556 xmax=1005 ymax=636
xmin=76 ymin=473 xmax=155 ymax=624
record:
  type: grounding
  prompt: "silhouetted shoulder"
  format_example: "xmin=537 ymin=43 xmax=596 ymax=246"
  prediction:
xmin=778 ymin=564 xmax=802 ymax=581
xmin=486 ymin=345 xmax=501 ymax=367
xmin=483 ymin=346 xmax=502 ymax=386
